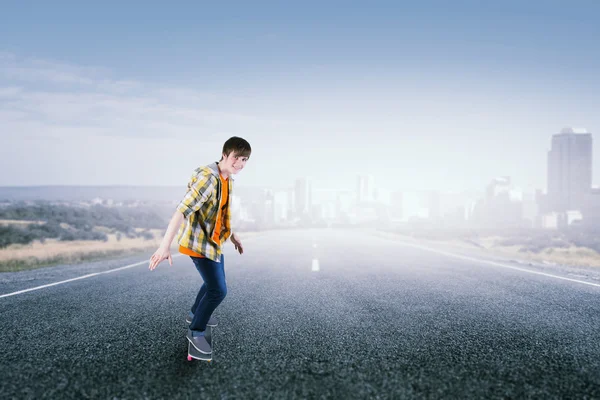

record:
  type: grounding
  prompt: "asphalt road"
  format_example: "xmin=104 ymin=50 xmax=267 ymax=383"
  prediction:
xmin=1 ymin=229 xmax=599 ymax=399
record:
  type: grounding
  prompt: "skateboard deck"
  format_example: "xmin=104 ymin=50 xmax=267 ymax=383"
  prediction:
xmin=187 ymin=326 xmax=213 ymax=362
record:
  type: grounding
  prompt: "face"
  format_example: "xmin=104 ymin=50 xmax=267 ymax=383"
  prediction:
xmin=222 ymin=151 xmax=249 ymax=174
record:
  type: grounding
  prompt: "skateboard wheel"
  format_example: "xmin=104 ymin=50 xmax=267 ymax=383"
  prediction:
xmin=187 ymin=356 xmax=192 ymax=361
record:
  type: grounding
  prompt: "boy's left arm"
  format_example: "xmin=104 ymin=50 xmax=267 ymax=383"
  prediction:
xmin=227 ymin=181 xmax=243 ymax=254
xmin=231 ymin=231 xmax=244 ymax=255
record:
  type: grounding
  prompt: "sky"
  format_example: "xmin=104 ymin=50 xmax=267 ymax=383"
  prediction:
xmin=1 ymin=0 xmax=599 ymax=194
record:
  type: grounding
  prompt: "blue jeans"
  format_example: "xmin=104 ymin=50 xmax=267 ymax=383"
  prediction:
xmin=189 ymin=254 xmax=227 ymax=332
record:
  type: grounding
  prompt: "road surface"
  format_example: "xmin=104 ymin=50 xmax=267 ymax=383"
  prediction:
xmin=1 ymin=229 xmax=599 ymax=399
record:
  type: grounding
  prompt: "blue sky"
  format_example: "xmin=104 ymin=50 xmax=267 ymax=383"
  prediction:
xmin=1 ymin=0 xmax=599 ymax=194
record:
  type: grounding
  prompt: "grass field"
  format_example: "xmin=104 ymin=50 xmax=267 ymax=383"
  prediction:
xmin=374 ymin=230 xmax=600 ymax=268
xmin=0 ymin=228 xmax=263 ymax=272
xmin=461 ymin=235 xmax=600 ymax=267
xmin=0 ymin=229 xmax=166 ymax=272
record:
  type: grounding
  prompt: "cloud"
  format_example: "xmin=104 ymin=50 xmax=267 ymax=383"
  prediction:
xmin=0 ymin=52 xmax=478 ymax=144
xmin=0 ymin=52 xmax=300 ymax=141
xmin=0 ymin=54 xmax=107 ymax=86
xmin=0 ymin=86 xmax=22 ymax=97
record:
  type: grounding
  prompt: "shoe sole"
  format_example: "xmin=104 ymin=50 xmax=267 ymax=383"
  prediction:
xmin=186 ymin=335 xmax=212 ymax=354
xmin=186 ymin=318 xmax=218 ymax=327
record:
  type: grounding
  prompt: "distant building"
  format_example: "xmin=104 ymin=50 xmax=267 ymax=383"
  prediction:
xmin=580 ymin=187 xmax=600 ymax=227
xmin=357 ymin=174 xmax=376 ymax=203
xmin=273 ymin=190 xmax=291 ymax=224
xmin=335 ymin=191 xmax=354 ymax=223
xmin=540 ymin=212 xmax=559 ymax=229
xmin=521 ymin=191 xmax=538 ymax=227
xmin=547 ymin=127 xmax=592 ymax=212
xmin=438 ymin=191 xmax=477 ymax=227
xmin=311 ymin=204 xmax=323 ymax=221
xmin=472 ymin=177 xmax=524 ymax=228
xmin=321 ymin=201 xmax=336 ymax=221
xmin=464 ymin=199 xmax=477 ymax=222
xmin=294 ymin=178 xmax=312 ymax=219
xmin=566 ymin=210 xmax=583 ymax=226
xmin=263 ymin=189 xmax=275 ymax=226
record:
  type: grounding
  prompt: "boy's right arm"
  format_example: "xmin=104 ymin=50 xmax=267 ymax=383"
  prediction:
xmin=148 ymin=210 xmax=184 ymax=271
xmin=148 ymin=172 xmax=214 ymax=271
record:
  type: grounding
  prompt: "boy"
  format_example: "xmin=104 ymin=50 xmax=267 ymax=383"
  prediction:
xmin=148 ymin=136 xmax=251 ymax=355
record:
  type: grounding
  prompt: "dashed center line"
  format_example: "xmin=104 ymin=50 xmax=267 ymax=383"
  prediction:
xmin=312 ymin=258 xmax=320 ymax=272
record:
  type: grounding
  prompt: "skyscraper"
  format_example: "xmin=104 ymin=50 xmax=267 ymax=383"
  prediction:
xmin=547 ymin=127 xmax=593 ymax=211
xmin=357 ymin=174 xmax=375 ymax=203
xmin=294 ymin=177 xmax=312 ymax=218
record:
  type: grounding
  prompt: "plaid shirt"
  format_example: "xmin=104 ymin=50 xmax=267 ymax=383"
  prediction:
xmin=176 ymin=161 xmax=233 ymax=262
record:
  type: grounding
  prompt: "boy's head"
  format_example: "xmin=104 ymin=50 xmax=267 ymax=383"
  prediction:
xmin=219 ymin=136 xmax=251 ymax=175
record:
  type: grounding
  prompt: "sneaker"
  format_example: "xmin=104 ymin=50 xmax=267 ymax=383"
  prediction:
xmin=187 ymin=329 xmax=212 ymax=354
xmin=186 ymin=314 xmax=218 ymax=327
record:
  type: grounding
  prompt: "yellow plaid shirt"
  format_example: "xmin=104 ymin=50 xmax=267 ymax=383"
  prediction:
xmin=176 ymin=161 xmax=233 ymax=262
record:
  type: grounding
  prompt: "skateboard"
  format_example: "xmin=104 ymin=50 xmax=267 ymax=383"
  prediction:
xmin=187 ymin=326 xmax=213 ymax=362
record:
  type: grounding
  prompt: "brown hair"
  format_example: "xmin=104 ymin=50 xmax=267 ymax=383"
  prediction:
xmin=221 ymin=136 xmax=251 ymax=160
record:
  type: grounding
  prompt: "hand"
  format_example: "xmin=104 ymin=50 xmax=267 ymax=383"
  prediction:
xmin=149 ymin=247 xmax=172 ymax=271
xmin=231 ymin=233 xmax=244 ymax=255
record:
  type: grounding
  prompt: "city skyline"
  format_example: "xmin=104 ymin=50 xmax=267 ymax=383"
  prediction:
xmin=1 ymin=125 xmax=595 ymax=230
xmin=0 ymin=127 xmax=598 ymax=201
xmin=0 ymin=124 xmax=595 ymax=202
xmin=0 ymin=126 xmax=596 ymax=193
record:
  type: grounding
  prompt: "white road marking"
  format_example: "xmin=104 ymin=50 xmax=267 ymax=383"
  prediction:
xmin=0 ymin=254 xmax=184 ymax=299
xmin=0 ymin=233 xmax=268 ymax=299
xmin=312 ymin=259 xmax=320 ymax=272
xmin=396 ymin=240 xmax=600 ymax=288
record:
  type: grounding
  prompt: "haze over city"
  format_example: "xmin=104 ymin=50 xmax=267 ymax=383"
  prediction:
xmin=1 ymin=0 xmax=599 ymax=194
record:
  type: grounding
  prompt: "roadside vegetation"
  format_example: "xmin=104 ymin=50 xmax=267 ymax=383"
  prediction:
xmin=0 ymin=202 xmax=168 ymax=247
xmin=0 ymin=202 xmax=170 ymax=272
xmin=381 ymin=226 xmax=600 ymax=267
